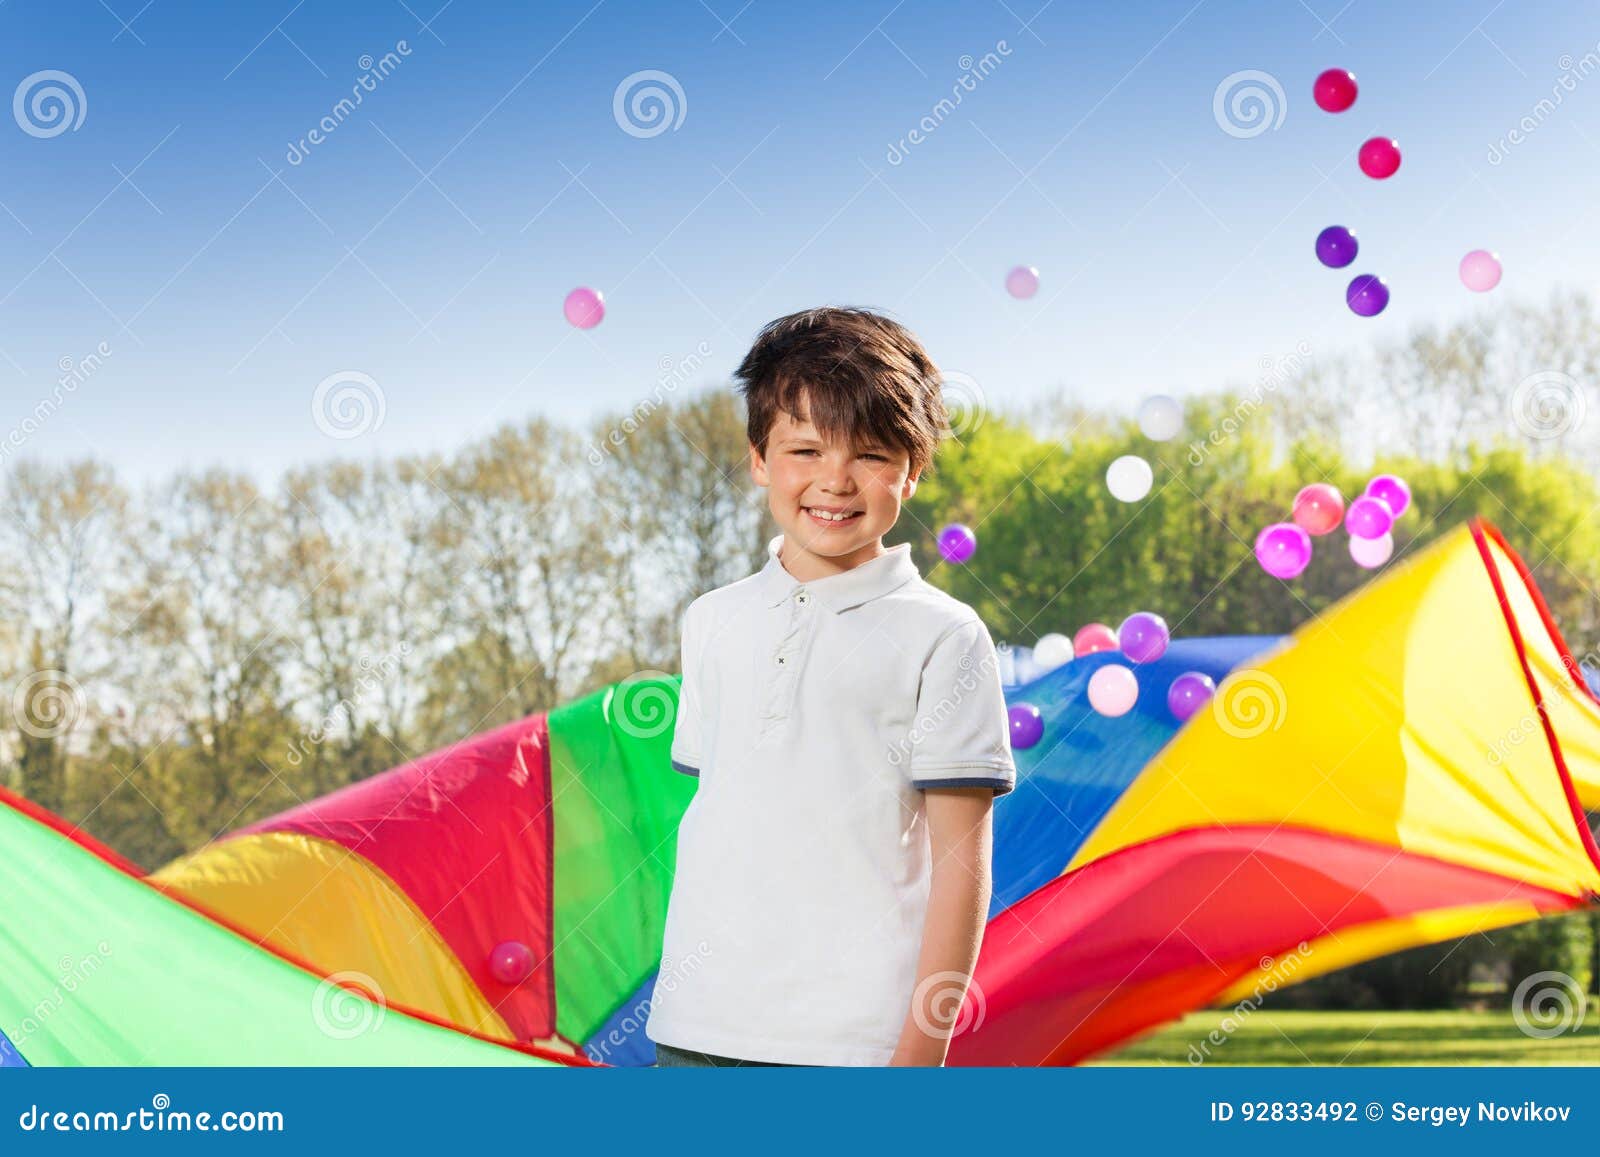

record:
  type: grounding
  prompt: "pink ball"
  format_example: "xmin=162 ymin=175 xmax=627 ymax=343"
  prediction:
xmin=1350 ymin=532 xmax=1394 ymax=569
xmin=489 ymin=940 xmax=536 ymax=985
xmin=563 ymin=286 xmax=605 ymax=329
xmin=1358 ymin=137 xmax=1401 ymax=179
xmin=1459 ymin=249 xmax=1502 ymax=293
xmin=1005 ymin=265 xmax=1039 ymax=299
xmin=1087 ymin=664 xmax=1139 ymax=717
xmin=1292 ymin=483 xmax=1345 ymax=536
xmin=1345 ymin=495 xmax=1395 ymax=540
xmin=1313 ymin=68 xmax=1358 ymax=113
xmin=1254 ymin=522 xmax=1313 ymax=581
xmin=1364 ymin=474 xmax=1411 ymax=518
xmin=1073 ymin=623 xmax=1119 ymax=656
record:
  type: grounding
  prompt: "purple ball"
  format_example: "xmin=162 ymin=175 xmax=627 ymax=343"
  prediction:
xmin=1254 ymin=522 xmax=1313 ymax=580
xmin=1167 ymin=671 xmax=1216 ymax=722
xmin=1315 ymin=225 xmax=1358 ymax=269
xmin=1007 ymin=702 xmax=1043 ymax=749
xmin=1117 ymin=611 xmax=1170 ymax=664
xmin=1365 ymin=473 xmax=1411 ymax=518
xmin=937 ymin=523 xmax=977 ymax=564
xmin=1346 ymin=273 xmax=1390 ymax=317
xmin=1345 ymin=495 xmax=1395 ymax=540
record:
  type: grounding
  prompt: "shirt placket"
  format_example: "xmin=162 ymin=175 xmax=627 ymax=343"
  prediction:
xmin=758 ymin=586 xmax=812 ymax=746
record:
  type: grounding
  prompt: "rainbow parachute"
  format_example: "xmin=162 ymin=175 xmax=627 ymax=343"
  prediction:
xmin=2 ymin=520 xmax=1597 ymax=1066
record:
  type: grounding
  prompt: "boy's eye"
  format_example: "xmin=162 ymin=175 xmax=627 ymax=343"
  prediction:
xmin=862 ymin=453 xmax=887 ymax=462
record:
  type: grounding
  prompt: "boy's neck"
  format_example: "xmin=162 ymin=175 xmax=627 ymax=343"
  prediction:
xmin=777 ymin=534 xmax=890 ymax=583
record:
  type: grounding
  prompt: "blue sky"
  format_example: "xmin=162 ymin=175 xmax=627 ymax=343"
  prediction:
xmin=2 ymin=0 xmax=1597 ymax=483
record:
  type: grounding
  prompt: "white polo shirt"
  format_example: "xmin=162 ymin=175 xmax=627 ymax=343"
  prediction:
xmin=645 ymin=533 xmax=1015 ymax=1066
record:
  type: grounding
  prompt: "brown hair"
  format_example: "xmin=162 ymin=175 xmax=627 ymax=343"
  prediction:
xmin=733 ymin=307 xmax=949 ymax=479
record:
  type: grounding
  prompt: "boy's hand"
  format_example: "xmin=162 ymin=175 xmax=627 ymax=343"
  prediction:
xmin=890 ymin=786 xmax=994 ymax=1067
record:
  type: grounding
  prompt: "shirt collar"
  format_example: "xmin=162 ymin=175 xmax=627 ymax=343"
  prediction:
xmin=758 ymin=534 xmax=918 ymax=613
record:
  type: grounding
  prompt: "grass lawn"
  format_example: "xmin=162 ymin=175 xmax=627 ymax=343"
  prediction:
xmin=1090 ymin=1007 xmax=1600 ymax=1065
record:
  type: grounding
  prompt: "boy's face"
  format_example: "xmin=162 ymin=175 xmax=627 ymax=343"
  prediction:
xmin=749 ymin=397 xmax=918 ymax=573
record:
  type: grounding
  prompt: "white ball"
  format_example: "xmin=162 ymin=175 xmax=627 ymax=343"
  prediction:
xmin=1138 ymin=394 xmax=1183 ymax=441
xmin=1106 ymin=454 xmax=1154 ymax=503
xmin=1033 ymin=633 xmax=1074 ymax=672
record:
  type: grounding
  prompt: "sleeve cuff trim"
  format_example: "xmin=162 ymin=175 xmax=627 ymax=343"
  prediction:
xmin=670 ymin=759 xmax=700 ymax=777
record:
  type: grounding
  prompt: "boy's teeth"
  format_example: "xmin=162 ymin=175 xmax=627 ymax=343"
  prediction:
xmin=807 ymin=507 xmax=858 ymax=522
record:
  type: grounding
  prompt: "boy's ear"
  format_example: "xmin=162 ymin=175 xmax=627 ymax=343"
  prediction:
xmin=749 ymin=442 xmax=769 ymax=486
xmin=902 ymin=471 xmax=919 ymax=500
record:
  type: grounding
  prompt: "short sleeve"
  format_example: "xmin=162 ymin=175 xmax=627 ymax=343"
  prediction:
xmin=907 ymin=618 xmax=1016 ymax=796
xmin=670 ymin=603 xmax=703 ymax=777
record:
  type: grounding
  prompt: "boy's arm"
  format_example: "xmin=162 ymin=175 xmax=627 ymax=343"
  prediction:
xmin=890 ymin=785 xmax=994 ymax=1067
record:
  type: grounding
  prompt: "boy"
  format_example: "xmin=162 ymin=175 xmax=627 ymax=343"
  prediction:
xmin=646 ymin=307 xmax=1016 ymax=1067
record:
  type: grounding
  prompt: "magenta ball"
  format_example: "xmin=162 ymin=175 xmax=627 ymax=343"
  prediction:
xmin=1345 ymin=495 xmax=1395 ymax=539
xmin=1008 ymin=702 xmax=1043 ymax=749
xmin=1315 ymin=225 xmax=1358 ymax=269
xmin=563 ymin=286 xmax=605 ymax=329
xmin=1167 ymin=671 xmax=1216 ymax=722
xmin=1313 ymin=68 xmax=1358 ymax=113
xmin=1346 ymin=273 xmax=1390 ymax=317
xmin=1459 ymin=249 xmax=1502 ymax=292
xmin=489 ymin=940 xmax=535 ymax=985
xmin=1358 ymin=137 xmax=1401 ymax=179
xmin=1364 ymin=474 xmax=1411 ymax=518
xmin=1005 ymin=265 xmax=1039 ymax=299
xmin=1073 ymin=623 xmax=1119 ymax=656
xmin=1117 ymin=611 xmax=1170 ymax=664
xmin=1254 ymin=522 xmax=1313 ymax=580
xmin=937 ymin=523 xmax=977 ymax=564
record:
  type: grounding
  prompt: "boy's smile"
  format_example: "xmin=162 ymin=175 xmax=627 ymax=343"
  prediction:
xmin=749 ymin=396 xmax=918 ymax=582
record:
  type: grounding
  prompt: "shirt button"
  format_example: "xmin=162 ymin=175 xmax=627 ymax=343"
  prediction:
xmin=776 ymin=656 xmax=786 ymax=665
xmin=796 ymin=592 xmax=809 ymax=605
